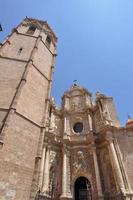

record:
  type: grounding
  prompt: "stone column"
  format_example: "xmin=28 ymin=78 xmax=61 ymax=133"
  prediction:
xmin=42 ymin=146 xmax=50 ymax=195
xmin=38 ymin=144 xmax=47 ymax=190
xmin=92 ymin=147 xmax=103 ymax=199
xmin=64 ymin=113 xmax=69 ymax=137
xmin=88 ymin=113 xmax=93 ymax=131
xmin=60 ymin=146 xmax=72 ymax=200
xmin=108 ymin=138 xmax=125 ymax=193
xmin=64 ymin=116 xmax=67 ymax=133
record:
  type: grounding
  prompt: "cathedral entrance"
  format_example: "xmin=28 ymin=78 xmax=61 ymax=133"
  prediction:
xmin=74 ymin=177 xmax=92 ymax=200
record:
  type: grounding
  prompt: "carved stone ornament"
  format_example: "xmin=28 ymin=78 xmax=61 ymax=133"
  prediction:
xmin=49 ymin=151 xmax=57 ymax=166
xmin=49 ymin=151 xmax=58 ymax=197
xmin=102 ymin=111 xmax=112 ymax=125
xmin=71 ymin=101 xmax=83 ymax=111
xmin=50 ymin=116 xmax=60 ymax=132
xmin=45 ymin=117 xmax=50 ymax=127
xmin=72 ymin=151 xmax=87 ymax=173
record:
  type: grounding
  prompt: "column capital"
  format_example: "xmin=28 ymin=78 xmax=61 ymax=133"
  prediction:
xmin=106 ymin=136 xmax=114 ymax=144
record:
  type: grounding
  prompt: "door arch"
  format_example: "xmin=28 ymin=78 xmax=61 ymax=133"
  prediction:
xmin=74 ymin=176 xmax=92 ymax=200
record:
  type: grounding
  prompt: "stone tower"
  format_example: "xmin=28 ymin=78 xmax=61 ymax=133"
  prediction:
xmin=0 ymin=17 xmax=57 ymax=200
xmin=1 ymin=18 xmax=133 ymax=200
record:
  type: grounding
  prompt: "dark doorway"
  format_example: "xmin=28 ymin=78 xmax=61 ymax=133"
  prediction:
xmin=74 ymin=177 xmax=92 ymax=200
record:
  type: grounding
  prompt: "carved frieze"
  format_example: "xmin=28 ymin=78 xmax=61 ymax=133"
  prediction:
xmin=72 ymin=151 xmax=87 ymax=174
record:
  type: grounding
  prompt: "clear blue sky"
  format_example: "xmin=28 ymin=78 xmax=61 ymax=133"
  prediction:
xmin=0 ymin=0 xmax=133 ymax=126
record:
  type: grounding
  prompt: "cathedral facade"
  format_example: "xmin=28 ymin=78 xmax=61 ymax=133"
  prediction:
xmin=0 ymin=18 xmax=133 ymax=200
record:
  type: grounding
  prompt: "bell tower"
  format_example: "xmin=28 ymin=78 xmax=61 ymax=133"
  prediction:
xmin=0 ymin=17 xmax=57 ymax=200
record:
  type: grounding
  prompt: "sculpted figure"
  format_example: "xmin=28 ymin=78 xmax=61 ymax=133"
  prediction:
xmin=73 ymin=151 xmax=87 ymax=173
xmin=102 ymin=111 xmax=112 ymax=125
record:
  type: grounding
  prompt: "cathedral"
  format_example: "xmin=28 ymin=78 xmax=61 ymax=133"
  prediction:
xmin=0 ymin=17 xmax=133 ymax=200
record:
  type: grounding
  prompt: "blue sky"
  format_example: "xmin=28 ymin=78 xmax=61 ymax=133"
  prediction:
xmin=0 ymin=0 xmax=133 ymax=125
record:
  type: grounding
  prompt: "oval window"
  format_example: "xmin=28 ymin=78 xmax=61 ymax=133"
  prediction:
xmin=73 ymin=122 xmax=83 ymax=133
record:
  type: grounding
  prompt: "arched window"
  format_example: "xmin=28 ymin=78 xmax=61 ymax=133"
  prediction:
xmin=74 ymin=177 xmax=92 ymax=200
xmin=26 ymin=25 xmax=36 ymax=35
xmin=45 ymin=35 xmax=51 ymax=48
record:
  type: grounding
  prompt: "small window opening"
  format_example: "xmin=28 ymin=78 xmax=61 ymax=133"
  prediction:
xmin=49 ymin=106 xmax=52 ymax=118
xmin=46 ymin=35 xmax=51 ymax=48
xmin=18 ymin=47 xmax=23 ymax=55
xmin=27 ymin=25 xmax=36 ymax=35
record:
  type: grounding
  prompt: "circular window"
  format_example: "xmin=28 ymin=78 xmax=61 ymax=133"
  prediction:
xmin=73 ymin=122 xmax=83 ymax=133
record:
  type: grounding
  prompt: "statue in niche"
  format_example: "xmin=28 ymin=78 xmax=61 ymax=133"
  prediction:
xmin=71 ymin=102 xmax=78 ymax=110
xmin=102 ymin=110 xmax=112 ymax=125
xmin=71 ymin=101 xmax=83 ymax=111
xmin=73 ymin=151 xmax=87 ymax=173
xmin=49 ymin=151 xmax=57 ymax=197
xmin=49 ymin=114 xmax=60 ymax=133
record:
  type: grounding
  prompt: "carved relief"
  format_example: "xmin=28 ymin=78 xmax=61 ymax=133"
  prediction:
xmin=70 ymin=96 xmax=84 ymax=111
xmin=94 ymin=109 xmax=104 ymax=131
xmin=49 ymin=113 xmax=61 ymax=135
xmin=49 ymin=151 xmax=57 ymax=166
xmin=49 ymin=113 xmax=56 ymax=131
xmin=72 ymin=151 xmax=87 ymax=174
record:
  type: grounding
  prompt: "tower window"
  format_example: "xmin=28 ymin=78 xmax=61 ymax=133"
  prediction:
xmin=45 ymin=36 xmax=51 ymax=48
xmin=26 ymin=25 xmax=36 ymax=35
xmin=18 ymin=47 xmax=23 ymax=55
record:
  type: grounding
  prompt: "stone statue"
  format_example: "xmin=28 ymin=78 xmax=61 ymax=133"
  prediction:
xmin=102 ymin=110 xmax=112 ymax=125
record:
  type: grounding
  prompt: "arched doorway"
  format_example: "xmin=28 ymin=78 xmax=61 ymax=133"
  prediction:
xmin=74 ymin=177 xmax=92 ymax=200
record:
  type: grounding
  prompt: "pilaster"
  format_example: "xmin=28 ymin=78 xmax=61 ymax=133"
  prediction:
xmin=38 ymin=143 xmax=47 ymax=189
xmin=42 ymin=145 xmax=50 ymax=196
